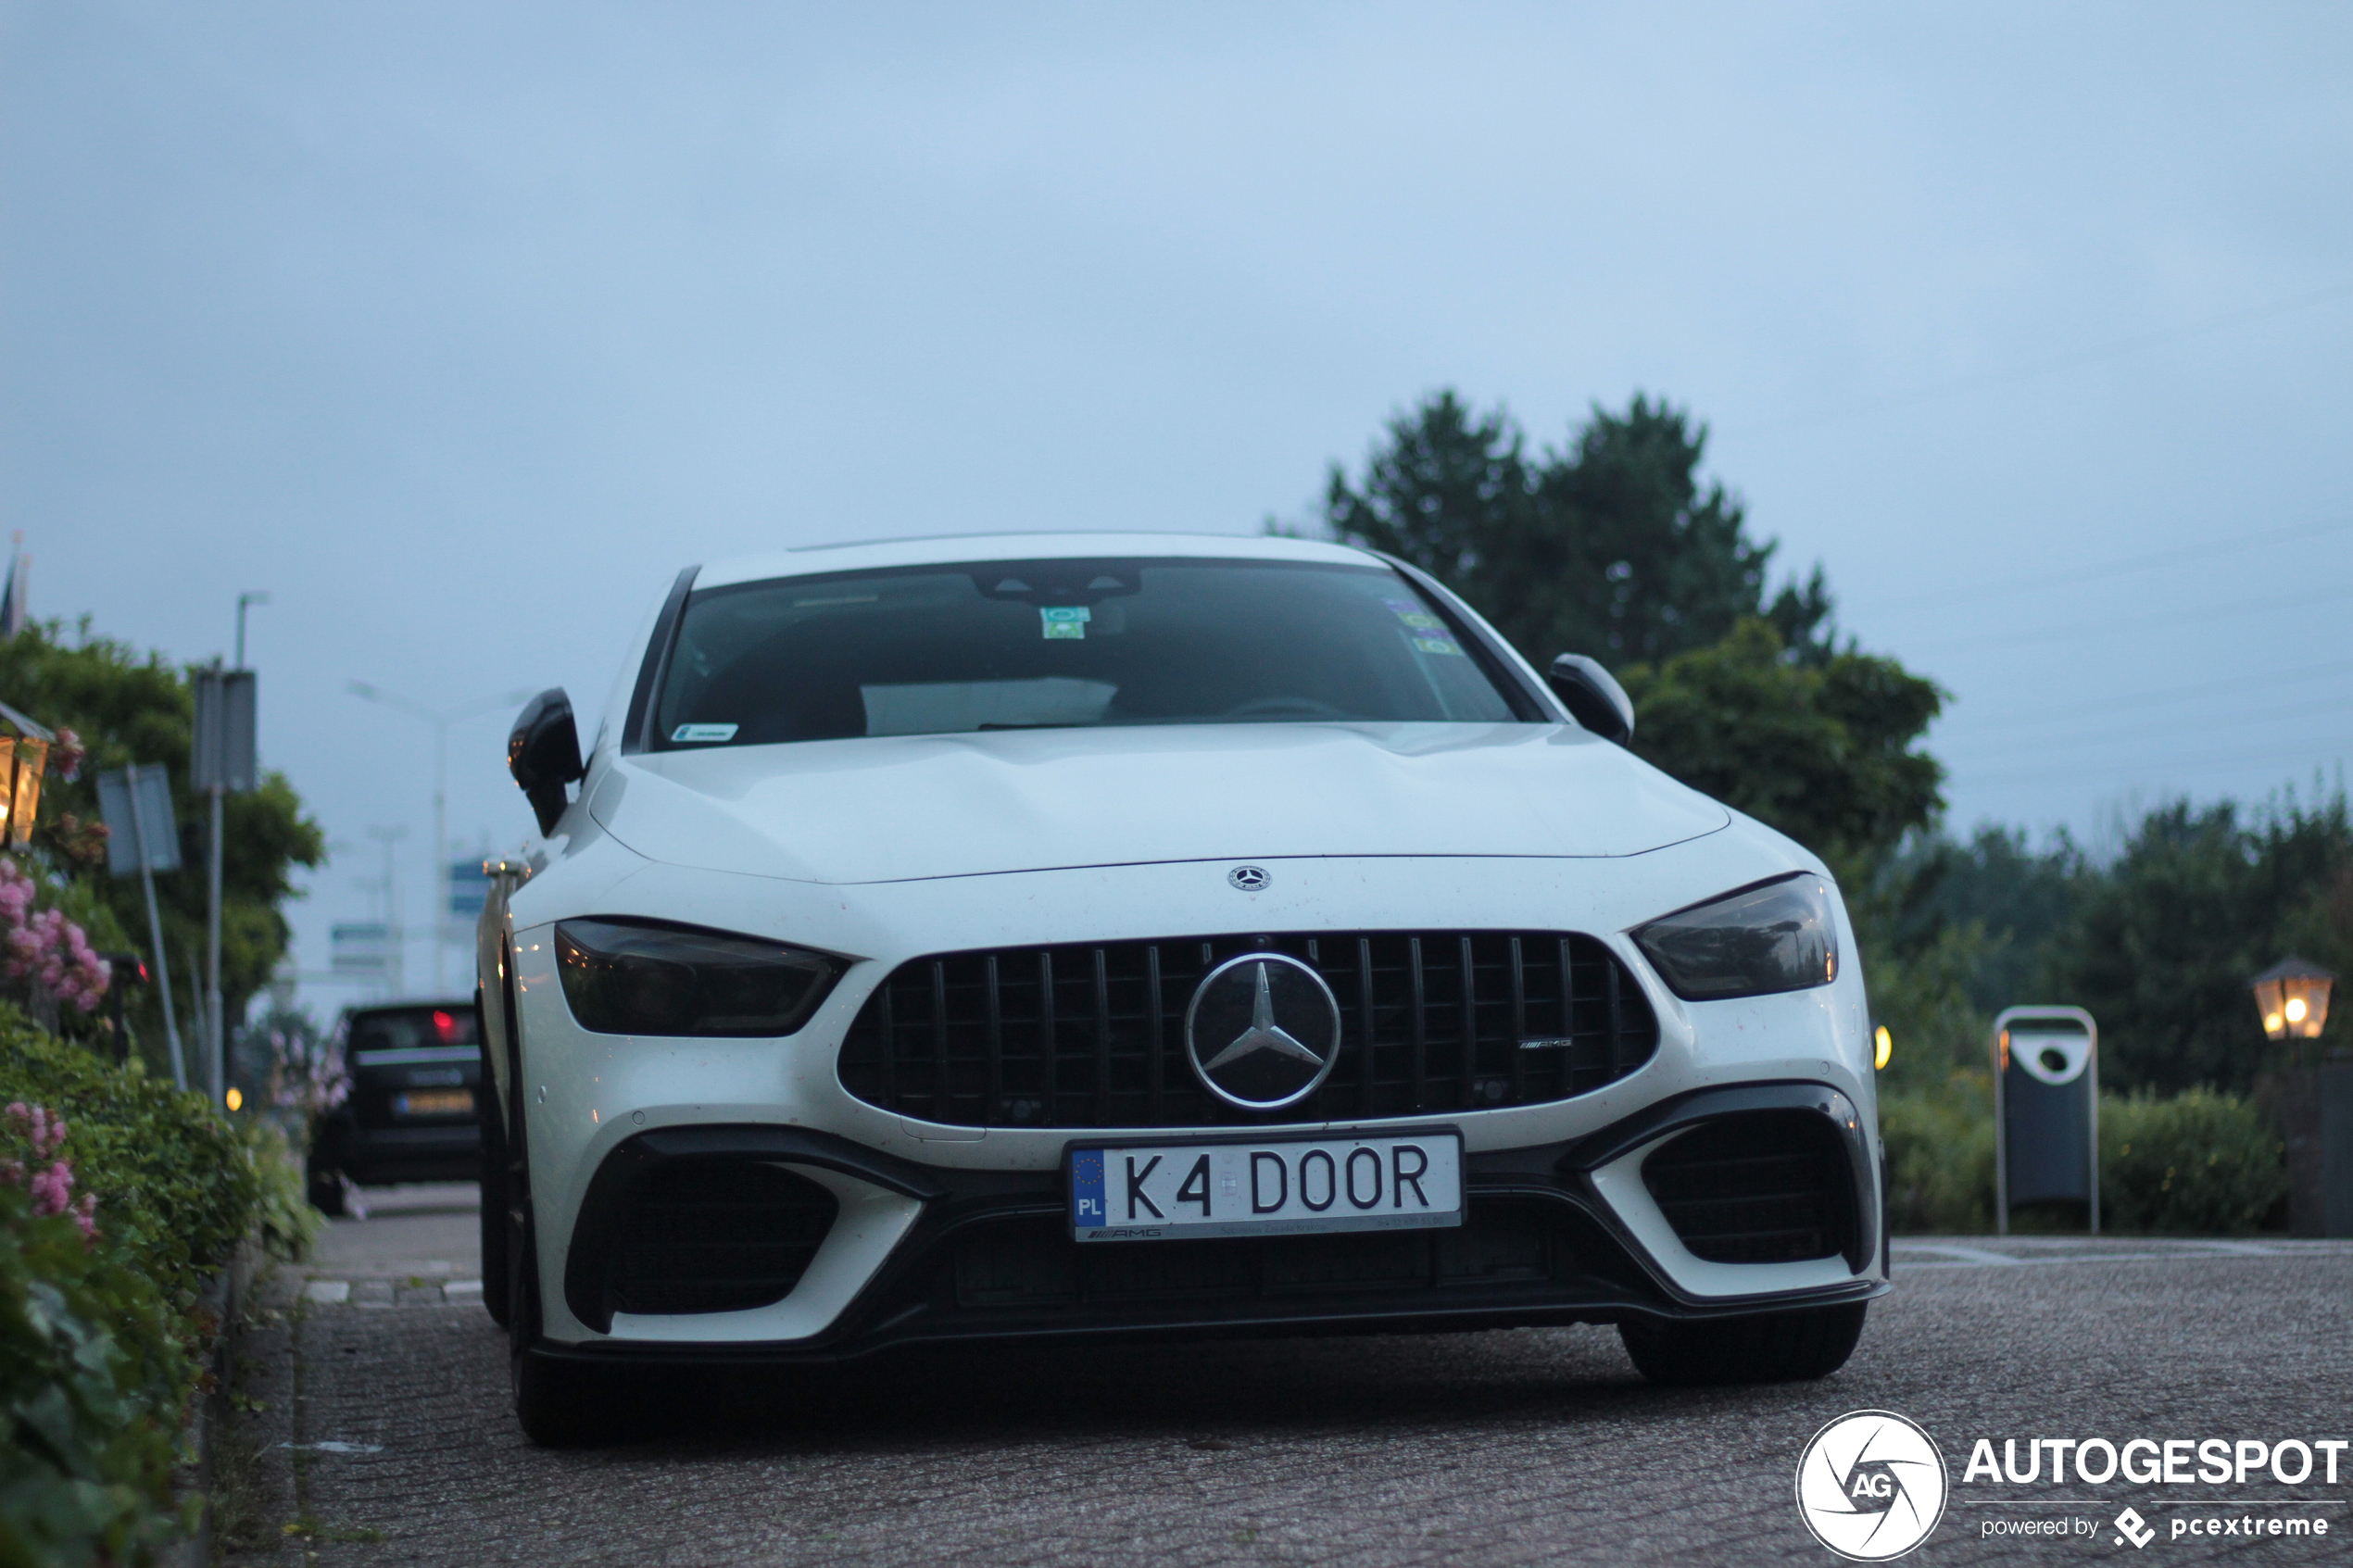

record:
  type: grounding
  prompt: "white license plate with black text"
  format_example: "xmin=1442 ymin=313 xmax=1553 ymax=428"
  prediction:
xmin=1069 ymin=1132 xmax=1463 ymax=1242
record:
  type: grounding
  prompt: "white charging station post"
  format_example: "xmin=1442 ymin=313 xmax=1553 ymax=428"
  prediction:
xmin=1992 ymin=1005 xmax=2099 ymax=1236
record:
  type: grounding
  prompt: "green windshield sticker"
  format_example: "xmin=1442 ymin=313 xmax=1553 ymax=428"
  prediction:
xmin=672 ymin=722 xmax=739 ymax=742
xmin=1412 ymin=637 xmax=1462 ymax=657
xmin=1382 ymin=596 xmax=1444 ymax=629
xmin=1040 ymin=606 xmax=1091 ymax=640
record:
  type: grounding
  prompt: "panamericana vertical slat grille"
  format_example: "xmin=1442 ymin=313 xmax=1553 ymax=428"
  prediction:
xmin=836 ymin=931 xmax=1658 ymax=1130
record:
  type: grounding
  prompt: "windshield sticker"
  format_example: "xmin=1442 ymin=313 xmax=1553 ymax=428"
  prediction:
xmin=1382 ymin=596 xmax=1445 ymax=630
xmin=671 ymin=722 xmax=739 ymax=743
xmin=1411 ymin=637 xmax=1463 ymax=657
xmin=1040 ymin=606 xmax=1091 ymax=640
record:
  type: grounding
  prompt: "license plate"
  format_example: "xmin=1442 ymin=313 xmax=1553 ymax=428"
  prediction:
xmin=1069 ymin=1131 xmax=1463 ymax=1243
xmin=394 ymin=1089 xmax=473 ymax=1118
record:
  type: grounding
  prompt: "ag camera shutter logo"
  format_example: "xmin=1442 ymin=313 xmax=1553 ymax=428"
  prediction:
xmin=1795 ymin=1410 xmax=1949 ymax=1561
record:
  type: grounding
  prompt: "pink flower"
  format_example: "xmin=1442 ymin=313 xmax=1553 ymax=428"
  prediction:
xmin=0 ymin=879 xmax=109 ymax=1011
xmin=29 ymin=1160 xmax=72 ymax=1216
xmin=3 ymin=1104 xmax=95 ymax=1235
xmin=5 ymin=1103 xmax=65 ymax=1161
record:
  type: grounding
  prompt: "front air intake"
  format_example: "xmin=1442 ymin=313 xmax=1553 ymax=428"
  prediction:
xmin=1641 ymin=1111 xmax=1855 ymax=1265
xmin=602 ymin=1159 xmax=838 ymax=1318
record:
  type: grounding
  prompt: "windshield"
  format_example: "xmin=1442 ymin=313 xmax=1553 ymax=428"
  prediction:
xmin=650 ymin=557 xmax=1525 ymax=748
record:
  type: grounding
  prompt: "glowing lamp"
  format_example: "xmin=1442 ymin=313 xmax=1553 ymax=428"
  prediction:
xmin=2251 ymin=957 xmax=2334 ymax=1044
xmin=224 ymin=1086 xmax=244 ymax=1111
xmin=1873 ymin=1025 xmax=1893 ymax=1071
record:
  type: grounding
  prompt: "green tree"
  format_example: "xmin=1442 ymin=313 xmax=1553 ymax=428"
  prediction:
xmin=2036 ymin=795 xmax=2352 ymax=1095
xmin=1322 ymin=391 xmax=1832 ymax=666
xmin=0 ymin=621 xmax=323 ymax=1073
xmin=1617 ymin=620 xmax=1944 ymax=868
xmin=1885 ymin=824 xmax=2085 ymax=1017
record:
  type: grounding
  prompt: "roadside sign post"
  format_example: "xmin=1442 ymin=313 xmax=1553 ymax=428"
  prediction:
xmin=95 ymin=763 xmax=188 ymax=1089
xmin=192 ymin=669 xmax=257 ymax=1106
xmin=1992 ymin=1005 xmax=2099 ymax=1236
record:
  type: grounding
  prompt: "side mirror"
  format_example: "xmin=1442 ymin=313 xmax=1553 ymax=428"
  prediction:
xmin=509 ymin=688 xmax=586 ymax=837
xmin=1547 ymin=654 xmax=1635 ymax=746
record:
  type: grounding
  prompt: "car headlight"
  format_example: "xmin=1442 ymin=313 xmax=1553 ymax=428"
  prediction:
xmin=1632 ymin=874 xmax=1839 ymax=1001
xmin=554 ymin=918 xmax=841 ymax=1036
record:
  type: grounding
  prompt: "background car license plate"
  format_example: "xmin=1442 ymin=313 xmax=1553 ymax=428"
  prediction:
xmin=394 ymin=1089 xmax=474 ymax=1118
xmin=1069 ymin=1132 xmax=1462 ymax=1242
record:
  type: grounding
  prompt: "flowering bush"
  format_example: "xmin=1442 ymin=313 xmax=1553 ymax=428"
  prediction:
xmin=0 ymin=857 xmax=108 ymax=1017
xmin=0 ymin=1018 xmax=262 ymax=1303
xmin=1 ymin=1102 xmax=96 ymax=1237
xmin=0 ymin=1181 xmax=193 ymax=1568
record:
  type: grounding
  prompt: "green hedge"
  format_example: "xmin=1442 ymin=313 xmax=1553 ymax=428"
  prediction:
xmin=2099 ymin=1088 xmax=2283 ymax=1235
xmin=0 ymin=1188 xmax=193 ymax=1568
xmin=1881 ymin=1077 xmax=1996 ymax=1235
xmin=0 ymin=1010 xmax=314 ymax=1567
xmin=1879 ymin=1077 xmax=2286 ymax=1235
xmin=0 ymin=1021 xmax=312 ymax=1304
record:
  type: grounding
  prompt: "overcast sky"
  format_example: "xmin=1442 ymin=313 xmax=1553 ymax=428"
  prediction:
xmin=6 ymin=2 xmax=2349 ymax=1011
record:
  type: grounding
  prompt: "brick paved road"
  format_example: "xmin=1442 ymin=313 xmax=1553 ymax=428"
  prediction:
xmin=223 ymin=1189 xmax=2353 ymax=1566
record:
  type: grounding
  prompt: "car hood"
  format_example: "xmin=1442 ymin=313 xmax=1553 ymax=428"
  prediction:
xmin=587 ymin=721 xmax=1730 ymax=885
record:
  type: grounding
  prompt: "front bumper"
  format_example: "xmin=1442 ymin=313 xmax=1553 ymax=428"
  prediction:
xmin=533 ymin=1083 xmax=1884 ymax=1368
xmin=501 ymin=847 xmax=1887 ymax=1356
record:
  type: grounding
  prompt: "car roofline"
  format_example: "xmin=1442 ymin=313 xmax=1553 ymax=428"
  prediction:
xmin=694 ymin=531 xmax=1379 ymax=590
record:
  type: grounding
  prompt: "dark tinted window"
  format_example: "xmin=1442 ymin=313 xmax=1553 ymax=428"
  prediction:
xmin=654 ymin=558 xmax=1521 ymax=748
xmin=346 ymin=1005 xmax=477 ymax=1053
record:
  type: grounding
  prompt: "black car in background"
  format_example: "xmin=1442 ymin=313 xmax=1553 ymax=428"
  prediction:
xmin=306 ymin=1000 xmax=482 ymax=1214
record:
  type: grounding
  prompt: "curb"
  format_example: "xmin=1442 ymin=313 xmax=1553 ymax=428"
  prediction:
xmin=161 ymin=1241 xmax=255 ymax=1568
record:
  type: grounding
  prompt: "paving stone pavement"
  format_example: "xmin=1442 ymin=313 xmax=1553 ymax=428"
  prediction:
xmin=225 ymin=1190 xmax=2353 ymax=1566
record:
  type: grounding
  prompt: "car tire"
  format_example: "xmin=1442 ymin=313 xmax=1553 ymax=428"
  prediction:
xmin=306 ymin=1158 xmax=346 ymax=1218
xmin=1619 ymin=1301 xmax=1868 ymax=1386
xmin=477 ymin=989 xmax=511 ymax=1328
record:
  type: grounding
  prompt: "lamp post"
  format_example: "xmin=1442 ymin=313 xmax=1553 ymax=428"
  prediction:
xmin=2252 ymin=956 xmax=2342 ymax=1237
xmin=346 ymin=684 xmax=533 ymax=993
xmin=2251 ymin=957 xmax=2335 ymax=1072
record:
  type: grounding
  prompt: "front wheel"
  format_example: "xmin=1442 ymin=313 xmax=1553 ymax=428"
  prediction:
xmin=1619 ymin=1301 xmax=1868 ymax=1386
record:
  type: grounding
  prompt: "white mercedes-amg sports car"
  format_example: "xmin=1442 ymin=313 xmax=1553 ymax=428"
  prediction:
xmin=476 ymin=532 xmax=1886 ymax=1442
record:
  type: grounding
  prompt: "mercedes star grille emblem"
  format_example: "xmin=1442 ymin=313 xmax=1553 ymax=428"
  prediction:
xmin=1227 ymin=865 xmax=1270 ymax=891
xmin=1184 ymin=952 xmax=1342 ymax=1110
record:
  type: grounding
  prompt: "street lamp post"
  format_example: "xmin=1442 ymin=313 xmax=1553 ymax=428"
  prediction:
xmin=208 ymin=591 xmax=266 ymax=1102
xmin=2251 ymin=956 xmax=2341 ymax=1237
xmin=346 ymin=684 xmax=533 ymax=993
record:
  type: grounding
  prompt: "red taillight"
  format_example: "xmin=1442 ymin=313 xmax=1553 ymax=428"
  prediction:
xmin=433 ymin=1009 xmax=459 ymax=1040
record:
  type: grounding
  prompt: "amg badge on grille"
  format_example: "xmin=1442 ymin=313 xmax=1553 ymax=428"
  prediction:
xmin=1183 ymin=953 xmax=1342 ymax=1110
